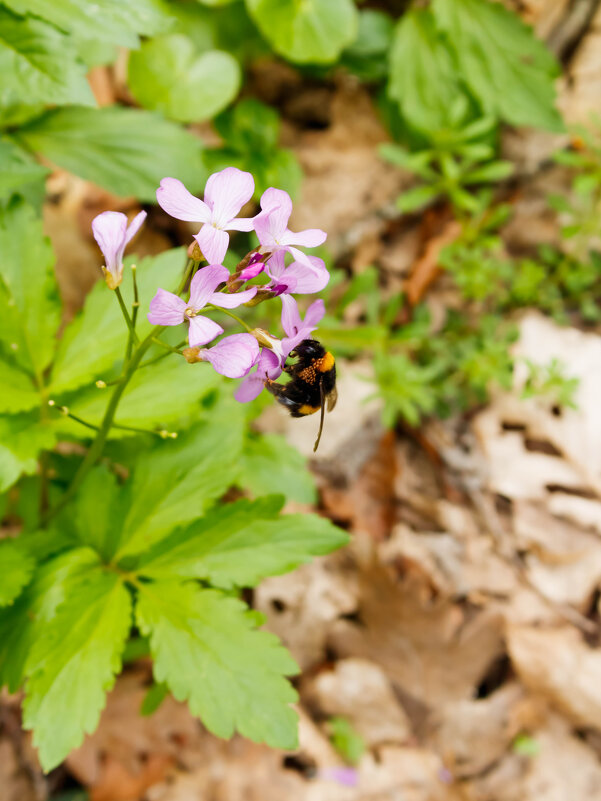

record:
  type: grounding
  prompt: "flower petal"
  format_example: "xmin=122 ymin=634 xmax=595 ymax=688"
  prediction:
xmin=209 ymin=286 xmax=257 ymax=308
xmin=204 ymin=167 xmax=254 ymax=227
xmin=226 ymin=216 xmax=256 ymax=232
xmin=280 ymin=256 xmax=329 ymax=294
xmin=189 ymin=264 xmax=229 ymax=309
xmin=260 ymin=187 xmax=293 ymax=217
xmin=281 ymin=227 xmax=327 ymax=248
xmin=156 ymin=177 xmax=211 ymax=223
xmin=194 ymin=224 xmax=229 ymax=265
xmin=199 ymin=333 xmax=259 ymax=378
xmin=304 ymin=298 xmax=326 ymax=328
xmin=92 ymin=211 xmax=127 ymax=274
xmin=124 ymin=210 xmax=147 ymax=246
xmin=147 ymin=288 xmax=187 ymax=326
xmin=188 ymin=315 xmax=224 ymax=347
xmin=235 ymin=348 xmax=282 ymax=402
xmin=280 ymin=294 xmax=302 ymax=338
xmin=254 ymin=189 xmax=294 ymax=245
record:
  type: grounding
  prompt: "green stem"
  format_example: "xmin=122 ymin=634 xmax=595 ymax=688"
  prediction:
xmin=115 ymin=286 xmax=139 ymax=347
xmin=48 ymin=403 xmax=170 ymax=438
xmin=205 ymin=304 xmax=252 ymax=332
xmin=151 ymin=337 xmax=183 ymax=354
xmin=126 ymin=265 xmax=140 ymax=361
xmin=42 ymin=329 xmax=160 ymax=524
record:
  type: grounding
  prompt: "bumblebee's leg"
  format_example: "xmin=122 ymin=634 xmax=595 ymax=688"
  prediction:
xmin=264 ymin=378 xmax=287 ymax=400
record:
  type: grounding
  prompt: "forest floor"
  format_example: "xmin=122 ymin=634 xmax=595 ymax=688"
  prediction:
xmin=4 ymin=2 xmax=601 ymax=799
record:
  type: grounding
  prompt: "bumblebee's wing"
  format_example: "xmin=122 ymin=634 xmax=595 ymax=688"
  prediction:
xmin=326 ymin=385 xmax=338 ymax=412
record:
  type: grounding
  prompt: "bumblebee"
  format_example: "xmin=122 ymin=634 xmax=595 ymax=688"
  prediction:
xmin=265 ymin=339 xmax=337 ymax=452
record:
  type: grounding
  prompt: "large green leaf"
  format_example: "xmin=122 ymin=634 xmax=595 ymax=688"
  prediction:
xmin=240 ymin=433 xmax=316 ymax=504
xmin=433 ymin=0 xmax=562 ymax=131
xmin=17 ymin=106 xmax=207 ymax=201
xmin=128 ymin=34 xmax=240 ymax=123
xmin=388 ymin=8 xmax=464 ymax=134
xmin=54 ymin=356 xmax=222 ymax=439
xmin=0 ymin=547 xmax=99 ymax=692
xmin=0 ymin=199 xmax=60 ymax=376
xmin=0 ymin=6 xmax=94 ymax=107
xmin=0 ymin=358 xmax=41 ymax=413
xmin=136 ymin=582 xmax=299 ymax=747
xmin=66 ymin=466 xmax=127 ymax=560
xmin=0 ymin=539 xmax=35 ymax=606
xmin=3 ymin=0 xmax=173 ymax=47
xmin=23 ymin=569 xmax=131 ymax=771
xmin=245 ymin=0 xmax=358 ymax=64
xmin=0 ymin=411 xmax=56 ymax=492
xmin=50 ymin=248 xmax=187 ymax=395
xmin=137 ymin=496 xmax=348 ymax=588
xmin=0 ymin=137 xmax=48 ymax=199
xmin=115 ymin=418 xmax=244 ymax=559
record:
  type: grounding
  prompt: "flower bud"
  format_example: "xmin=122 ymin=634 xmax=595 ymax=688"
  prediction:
xmin=187 ymin=240 xmax=204 ymax=262
xmin=182 ymin=346 xmax=202 ymax=364
xmin=251 ymin=328 xmax=279 ymax=350
xmin=244 ymin=288 xmax=278 ymax=307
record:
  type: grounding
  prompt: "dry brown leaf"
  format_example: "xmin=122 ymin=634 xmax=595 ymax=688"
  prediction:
xmin=508 ymin=625 xmax=601 ymax=730
xmin=405 ymin=219 xmax=461 ymax=306
xmin=304 ymin=658 xmax=412 ymax=746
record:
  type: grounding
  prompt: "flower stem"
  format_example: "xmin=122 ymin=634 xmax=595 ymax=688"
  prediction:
xmin=205 ymin=304 xmax=252 ymax=332
xmin=47 ymin=402 xmax=170 ymax=438
xmin=115 ymin=286 xmax=139 ymax=347
xmin=126 ymin=265 xmax=140 ymax=361
xmin=42 ymin=328 xmax=161 ymax=524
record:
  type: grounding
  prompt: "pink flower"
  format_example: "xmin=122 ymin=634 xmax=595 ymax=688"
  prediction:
xmin=156 ymin=168 xmax=255 ymax=264
xmin=235 ymin=296 xmax=325 ymax=403
xmin=254 ymin=188 xmax=326 ymax=270
xmin=197 ymin=333 xmax=259 ymax=378
xmin=147 ymin=264 xmax=257 ymax=347
xmin=265 ymin=251 xmax=329 ymax=295
xmin=92 ymin=210 xmax=146 ymax=289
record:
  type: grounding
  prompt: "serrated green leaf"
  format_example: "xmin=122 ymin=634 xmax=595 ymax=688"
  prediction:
xmin=128 ymin=35 xmax=240 ymax=123
xmin=17 ymin=107 xmax=207 ymax=201
xmin=0 ymin=6 xmax=94 ymax=107
xmin=23 ymin=569 xmax=131 ymax=771
xmin=55 ymin=357 xmax=221 ymax=440
xmin=50 ymin=248 xmax=186 ymax=394
xmin=137 ymin=496 xmax=348 ymax=588
xmin=67 ymin=466 xmax=126 ymax=559
xmin=0 ymin=358 xmax=40 ymax=413
xmin=241 ymin=433 xmax=316 ymax=504
xmin=433 ymin=0 xmax=563 ymax=132
xmin=0 ymin=547 xmax=99 ymax=692
xmin=0 ymin=199 xmax=60 ymax=376
xmin=136 ymin=582 xmax=299 ymax=747
xmin=0 ymin=411 xmax=56 ymax=492
xmin=116 ymin=418 xmax=244 ymax=559
xmin=0 ymin=137 xmax=48 ymax=199
xmin=388 ymin=9 xmax=464 ymax=134
xmin=3 ymin=0 xmax=173 ymax=47
xmin=246 ymin=0 xmax=358 ymax=64
xmin=0 ymin=539 xmax=35 ymax=606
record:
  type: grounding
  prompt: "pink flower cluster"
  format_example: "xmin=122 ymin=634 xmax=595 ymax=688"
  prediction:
xmin=92 ymin=168 xmax=329 ymax=394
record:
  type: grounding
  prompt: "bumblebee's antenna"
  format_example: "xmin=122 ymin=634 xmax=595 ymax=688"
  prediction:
xmin=313 ymin=378 xmax=327 ymax=452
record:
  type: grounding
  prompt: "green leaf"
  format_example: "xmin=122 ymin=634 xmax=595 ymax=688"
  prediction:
xmin=388 ymin=9 xmax=465 ymax=134
xmin=433 ymin=0 xmax=563 ymax=132
xmin=0 ymin=6 xmax=94 ymax=107
xmin=329 ymin=716 xmax=365 ymax=765
xmin=241 ymin=433 xmax=316 ymax=504
xmin=246 ymin=0 xmax=358 ymax=64
xmin=23 ymin=569 xmax=131 ymax=771
xmin=0 ymin=137 xmax=48 ymax=199
xmin=3 ymin=0 xmax=173 ymax=47
xmin=0 ymin=359 xmax=40 ymax=413
xmin=0 ymin=547 xmax=99 ymax=692
xmin=136 ymin=582 xmax=299 ymax=747
xmin=56 ymin=357 xmax=221 ymax=439
xmin=128 ymin=34 xmax=240 ymax=123
xmin=17 ymin=106 xmax=207 ymax=201
xmin=116 ymin=418 xmax=244 ymax=559
xmin=140 ymin=681 xmax=169 ymax=716
xmin=341 ymin=9 xmax=393 ymax=82
xmin=0 ymin=199 xmax=60 ymax=376
xmin=67 ymin=466 xmax=126 ymax=559
xmin=50 ymin=248 xmax=186 ymax=394
xmin=137 ymin=496 xmax=348 ymax=588
xmin=0 ymin=539 xmax=35 ymax=606
xmin=396 ymin=183 xmax=439 ymax=212
xmin=465 ymin=160 xmax=514 ymax=184
xmin=0 ymin=412 xmax=56 ymax=492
